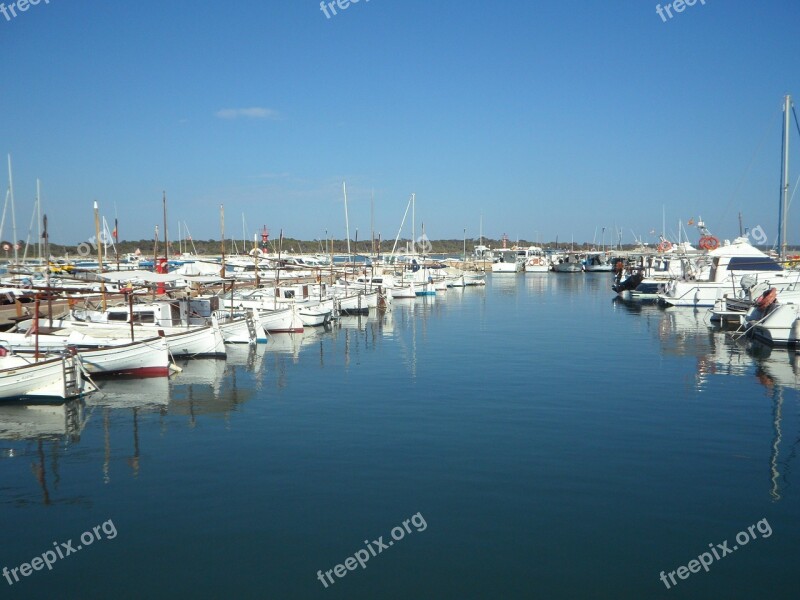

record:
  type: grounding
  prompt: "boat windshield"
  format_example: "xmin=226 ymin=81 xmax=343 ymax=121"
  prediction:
xmin=726 ymin=256 xmax=783 ymax=271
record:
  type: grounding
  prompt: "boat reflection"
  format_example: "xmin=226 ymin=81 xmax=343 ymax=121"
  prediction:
xmin=617 ymin=302 xmax=799 ymax=502
xmin=0 ymin=287 xmax=479 ymax=499
xmin=169 ymin=344 xmax=267 ymax=421
xmin=0 ymin=399 xmax=86 ymax=442
xmin=0 ymin=399 xmax=86 ymax=505
xmin=92 ymin=376 xmax=170 ymax=410
xmin=746 ymin=340 xmax=800 ymax=503
xmin=490 ymin=273 xmax=519 ymax=295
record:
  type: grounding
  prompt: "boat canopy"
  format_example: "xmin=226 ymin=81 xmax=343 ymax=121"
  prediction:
xmin=98 ymin=270 xmax=229 ymax=284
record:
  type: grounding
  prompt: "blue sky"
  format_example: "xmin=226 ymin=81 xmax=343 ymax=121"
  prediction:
xmin=1 ymin=0 xmax=799 ymax=247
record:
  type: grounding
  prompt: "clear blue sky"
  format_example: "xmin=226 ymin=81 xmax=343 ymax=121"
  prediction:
xmin=1 ymin=0 xmax=799 ymax=247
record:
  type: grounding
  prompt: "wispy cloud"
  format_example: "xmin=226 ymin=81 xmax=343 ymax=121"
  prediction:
xmin=215 ymin=107 xmax=281 ymax=120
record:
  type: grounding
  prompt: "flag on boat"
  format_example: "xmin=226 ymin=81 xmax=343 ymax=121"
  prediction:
xmin=688 ymin=218 xmax=695 ymax=225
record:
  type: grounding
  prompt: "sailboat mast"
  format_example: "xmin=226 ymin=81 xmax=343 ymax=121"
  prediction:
xmin=114 ymin=217 xmax=119 ymax=272
xmin=343 ymin=182 xmax=351 ymax=257
xmin=370 ymin=190 xmax=375 ymax=257
xmin=36 ymin=179 xmax=42 ymax=262
xmin=781 ymin=94 xmax=791 ymax=260
xmin=220 ymin=204 xmax=226 ymax=277
xmin=7 ymin=155 xmax=17 ymax=264
xmin=43 ymin=214 xmax=51 ymax=324
xmin=94 ymin=201 xmax=106 ymax=311
xmin=412 ymin=193 xmax=416 ymax=255
xmin=162 ymin=191 xmax=169 ymax=262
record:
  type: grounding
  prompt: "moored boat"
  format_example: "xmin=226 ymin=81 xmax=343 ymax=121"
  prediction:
xmin=0 ymin=353 xmax=96 ymax=402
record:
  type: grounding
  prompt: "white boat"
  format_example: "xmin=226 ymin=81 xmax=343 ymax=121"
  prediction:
xmin=213 ymin=310 xmax=265 ymax=344
xmin=220 ymin=292 xmax=304 ymax=333
xmin=298 ymin=306 xmax=333 ymax=327
xmin=447 ymin=273 xmax=466 ymax=288
xmin=491 ymin=249 xmax=523 ymax=273
xmin=76 ymin=337 xmax=171 ymax=377
xmin=391 ymin=282 xmax=418 ymax=299
xmin=0 ymin=353 xmax=96 ymax=402
xmin=553 ymin=254 xmax=583 ymax=273
xmin=464 ymin=273 xmax=486 ymax=286
xmin=583 ymin=252 xmax=613 ymax=272
xmin=711 ymin=274 xmax=800 ymax=324
xmin=1 ymin=332 xmax=171 ymax=377
xmin=332 ymin=290 xmax=377 ymax=314
xmin=612 ymin=250 xmax=698 ymax=300
xmin=15 ymin=318 xmax=226 ymax=358
xmin=524 ymin=247 xmax=549 ymax=273
xmin=658 ymin=237 xmax=788 ymax=308
xmin=746 ymin=297 xmax=800 ymax=346
xmin=257 ymin=306 xmax=305 ymax=333
xmin=70 ymin=298 xmax=257 ymax=344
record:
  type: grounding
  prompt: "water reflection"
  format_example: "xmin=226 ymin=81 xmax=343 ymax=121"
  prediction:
xmin=0 ymin=400 xmax=86 ymax=506
xmin=0 ymin=400 xmax=86 ymax=442
xmin=170 ymin=344 xmax=267 ymax=419
xmin=524 ymin=273 xmax=551 ymax=294
xmin=615 ymin=300 xmax=800 ymax=502
xmin=490 ymin=274 xmax=519 ymax=295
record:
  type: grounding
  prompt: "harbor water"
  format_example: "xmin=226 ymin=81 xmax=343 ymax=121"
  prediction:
xmin=1 ymin=273 xmax=798 ymax=599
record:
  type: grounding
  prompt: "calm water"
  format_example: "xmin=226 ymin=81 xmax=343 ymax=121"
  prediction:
xmin=1 ymin=274 xmax=798 ymax=599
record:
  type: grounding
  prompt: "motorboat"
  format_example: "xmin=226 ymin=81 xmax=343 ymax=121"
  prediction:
xmin=658 ymin=237 xmax=788 ymax=308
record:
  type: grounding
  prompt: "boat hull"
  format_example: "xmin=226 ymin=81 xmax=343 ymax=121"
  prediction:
xmin=553 ymin=263 xmax=583 ymax=273
xmin=0 ymin=355 xmax=94 ymax=402
xmin=77 ymin=337 xmax=171 ymax=377
xmin=258 ymin=307 xmax=304 ymax=333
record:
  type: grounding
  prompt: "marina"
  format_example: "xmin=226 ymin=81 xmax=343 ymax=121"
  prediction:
xmin=2 ymin=272 xmax=799 ymax=598
xmin=4 ymin=2 xmax=800 ymax=597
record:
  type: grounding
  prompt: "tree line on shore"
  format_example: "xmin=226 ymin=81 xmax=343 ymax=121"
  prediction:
xmin=1 ymin=237 xmax=748 ymax=258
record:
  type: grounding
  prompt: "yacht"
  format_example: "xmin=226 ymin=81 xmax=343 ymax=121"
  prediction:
xmin=658 ymin=237 xmax=786 ymax=308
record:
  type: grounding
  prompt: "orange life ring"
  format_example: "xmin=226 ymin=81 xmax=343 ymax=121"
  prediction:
xmin=699 ymin=236 xmax=720 ymax=251
xmin=657 ymin=241 xmax=673 ymax=252
xmin=755 ymin=288 xmax=778 ymax=310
